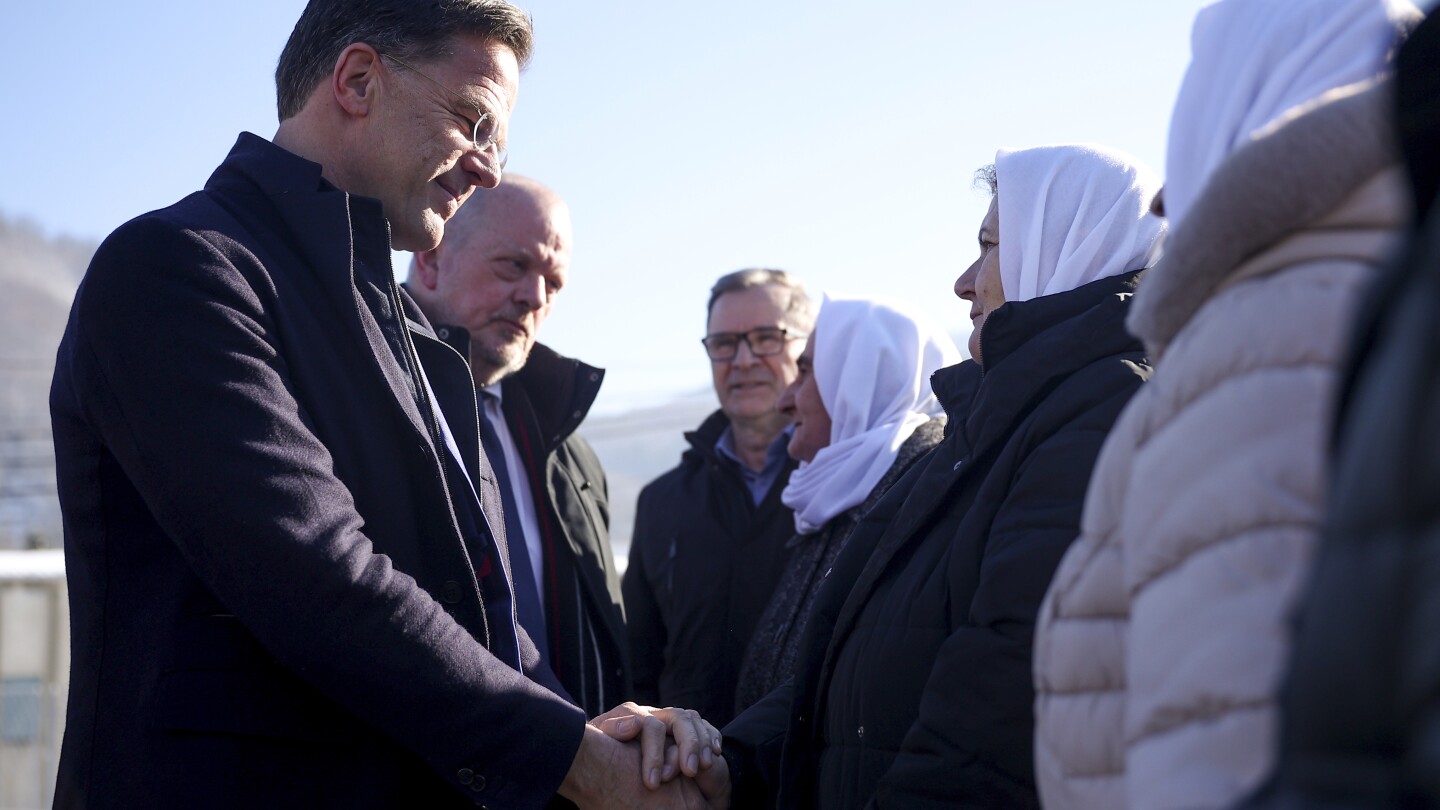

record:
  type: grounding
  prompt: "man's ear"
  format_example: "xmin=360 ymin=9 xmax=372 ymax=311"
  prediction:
xmin=412 ymin=248 xmax=444 ymax=292
xmin=331 ymin=43 xmax=383 ymax=118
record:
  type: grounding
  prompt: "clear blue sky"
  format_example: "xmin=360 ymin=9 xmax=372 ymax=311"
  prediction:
xmin=3 ymin=1 xmax=1217 ymax=413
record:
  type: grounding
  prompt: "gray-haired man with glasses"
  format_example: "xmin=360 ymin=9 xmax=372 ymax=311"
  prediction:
xmin=624 ymin=268 xmax=817 ymax=730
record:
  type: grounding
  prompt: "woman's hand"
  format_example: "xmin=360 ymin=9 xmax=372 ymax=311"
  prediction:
xmin=591 ymin=702 xmax=723 ymax=789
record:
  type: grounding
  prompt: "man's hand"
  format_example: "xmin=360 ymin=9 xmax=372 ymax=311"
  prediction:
xmin=591 ymin=702 xmax=723 ymax=788
xmin=558 ymin=724 xmax=727 ymax=809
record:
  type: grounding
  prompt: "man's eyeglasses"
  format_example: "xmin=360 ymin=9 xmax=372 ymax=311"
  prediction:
xmin=701 ymin=327 xmax=806 ymax=361
xmin=382 ymin=53 xmax=508 ymax=172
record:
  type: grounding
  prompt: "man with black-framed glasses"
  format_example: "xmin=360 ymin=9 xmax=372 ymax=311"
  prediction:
xmin=624 ymin=268 xmax=816 ymax=729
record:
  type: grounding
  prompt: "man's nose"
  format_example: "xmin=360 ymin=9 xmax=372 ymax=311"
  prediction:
xmin=514 ymin=274 xmax=546 ymax=310
xmin=460 ymin=150 xmax=503 ymax=190
xmin=732 ymin=338 xmax=760 ymax=367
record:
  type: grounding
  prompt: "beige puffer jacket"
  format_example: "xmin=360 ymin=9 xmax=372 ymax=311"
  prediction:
xmin=1032 ymin=81 xmax=1408 ymax=810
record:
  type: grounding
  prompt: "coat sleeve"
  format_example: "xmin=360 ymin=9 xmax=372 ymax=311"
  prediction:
xmin=623 ymin=480 xmax=667 ymax=705
xmin=720 ymin=677 xmax=793 ymax=810
xmin=64 ymin=218 xmax=585 ymax=808
xmin=1031 ymin=396 xmax=1140 ymax=810
xmin=1121 ymin=315 xmax=1340 ymax=809
xmin=869 ymin=392 xmax=1133 ymax=810
xmin=565 ymin=434 xmax=612 ymax=533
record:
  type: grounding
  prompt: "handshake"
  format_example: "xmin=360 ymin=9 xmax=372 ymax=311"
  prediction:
xmin=557 ymin=702 xmax=733 ymax=809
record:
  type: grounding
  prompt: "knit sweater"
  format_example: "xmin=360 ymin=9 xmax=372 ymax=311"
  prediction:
xmin=732 ymin=417 xmax=946 ymax=715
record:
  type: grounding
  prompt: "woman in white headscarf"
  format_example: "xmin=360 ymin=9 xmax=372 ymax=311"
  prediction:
xmin=719 ymin=142 xmax=1163 ymax=809
xmin=732 ymin=296 xmax=959 ymax=714
xmin=1033 ymin=1 xmax=1420 ymax=808
xmin=972 ymin=144 xmax=1166 ymax=362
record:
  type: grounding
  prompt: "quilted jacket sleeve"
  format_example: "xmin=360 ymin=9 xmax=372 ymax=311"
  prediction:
xmin=1119 ymin=260 xmax=1365 ymax=810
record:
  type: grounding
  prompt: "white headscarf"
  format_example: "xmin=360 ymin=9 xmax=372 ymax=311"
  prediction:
xmin=783 ymin=296 xmax=960 ymax=535
xmin=1165 ymin=0 xmax=1417 ymax=226
xmin=996 ymin=144 xmax=1166 ymax=303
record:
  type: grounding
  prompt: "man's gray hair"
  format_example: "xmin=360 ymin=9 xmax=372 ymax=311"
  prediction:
xmin=275 ymin=0 xmax=534 ymax=121
xmin=706 ymin=268 xmax=817 ymax=330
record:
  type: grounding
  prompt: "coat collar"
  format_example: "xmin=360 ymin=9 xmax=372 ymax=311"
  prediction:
xmin=930 ymin=361 xmax=982 ymax=437
xmin=205 ymin=132 xmax=331 ymax=197
xmin=964 ymin=269 xmax=1144 ymax=465
xmin=1128 ymin=80 xmax=1398 ymax=360
xmin=207 ymin=133 xmax=437 ymax=463
xmin=418 ymin=319 xmax=618 ymax=616
xmin=400 ymin=282 xmax=607 ymax=446
xmin=684 ymin=409 xmax=735 ymax=460
xmin=978 ymin=268 xmax=1143 ymax=371
xmin=409 ymin=299 xmax=605 ymax=453
xmin=205 ymin=132 xmax=394 ymax=280
xmin=506 ymin=343 xmax=604 ymax=449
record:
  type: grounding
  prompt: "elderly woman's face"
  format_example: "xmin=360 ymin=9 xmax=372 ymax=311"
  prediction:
xmin=954 ymin=194 xmax=1005 ymax=362
xmin=777 ymin=332 xmax=832 ymax=463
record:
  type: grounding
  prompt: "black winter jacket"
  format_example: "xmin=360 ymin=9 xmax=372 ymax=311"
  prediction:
xmin=435 ymin=334 xmax=628 ymax=720
xmin=623 ymin=410 xmax=797 ymax=727
xmin=725 ymin=270 xmax=1149 ymax=809
xmin=732 ymin=417 xmax=946 ymax=716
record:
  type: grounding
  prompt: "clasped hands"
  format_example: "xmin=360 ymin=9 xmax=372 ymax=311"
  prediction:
xmin=560 ymin=701 xmax=731 ymax=809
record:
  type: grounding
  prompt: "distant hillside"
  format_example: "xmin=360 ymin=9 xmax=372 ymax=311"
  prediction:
xmin=0 ymin=214 xmax=94 ymax=548
xmin=580 ymin=389 xmax=717 ymax=560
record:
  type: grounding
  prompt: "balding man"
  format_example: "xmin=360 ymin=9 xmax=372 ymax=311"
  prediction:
xmin=407 ymin=174 xmax=627 ymax=718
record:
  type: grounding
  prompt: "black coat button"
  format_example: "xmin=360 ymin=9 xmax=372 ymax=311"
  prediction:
xmin=470 ymin=774 xmax=487 ymax=792
xmin=441 ymin=580 xmax=463 ymax=604
xmin=457 ymin=767 xmax=474 ymax=785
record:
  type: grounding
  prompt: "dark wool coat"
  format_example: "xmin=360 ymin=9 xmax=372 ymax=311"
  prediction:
xmin=724 ymin=270 xmax=1149 ymax=810
xmin=1241 ymin=15 xmax=1440 ymax=808
xmin=48 ymin=134 xmax=584 ymax=810
xmin=623 ymin=410 xmax=797 ymax=727
xmin=732 ymin=417 xmax=946 ymax=716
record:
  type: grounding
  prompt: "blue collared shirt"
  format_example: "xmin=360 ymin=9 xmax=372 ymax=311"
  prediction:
xmin=716 ymin=425 xmax=793 ymax=505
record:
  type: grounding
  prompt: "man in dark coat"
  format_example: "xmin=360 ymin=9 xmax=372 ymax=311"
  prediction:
xmin=48 ymin=2 xmax=711 ymax=807
xmin=623 ymin=269 xmax=814 ymax=728
xmin=407 ymin=174 xmax=628 ymax=718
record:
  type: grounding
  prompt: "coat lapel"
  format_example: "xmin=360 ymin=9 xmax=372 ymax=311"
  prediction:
xmin=268 ymin=191 xmax=436 ymax=459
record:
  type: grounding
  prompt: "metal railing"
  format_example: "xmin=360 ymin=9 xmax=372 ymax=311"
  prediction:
xmin=0 ymin=550 xmax=66 ymax=810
